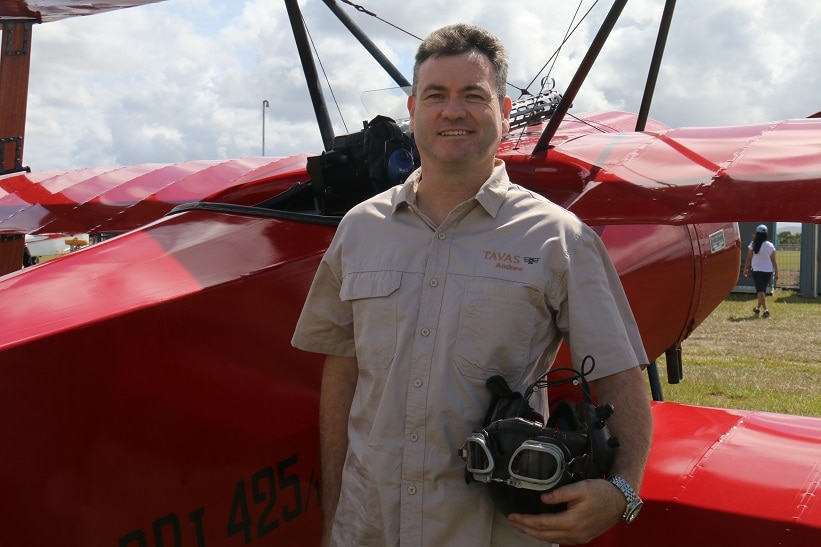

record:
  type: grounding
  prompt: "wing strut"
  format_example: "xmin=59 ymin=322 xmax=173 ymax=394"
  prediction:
xmin=635 ymin=0 xmax=676 ymax=131
xmin=322 ymin=0 xmax=411 ymax=90
xmin=531 ymin=0 xmax=628 ymax=156
xmin=0 ymin=20 xmax=35 ymax=174
xmin=285 ymin=0 xmax=336 ymax=152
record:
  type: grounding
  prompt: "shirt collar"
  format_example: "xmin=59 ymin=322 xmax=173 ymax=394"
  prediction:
xmin=391 ymin=159 xmax=509 ymax=218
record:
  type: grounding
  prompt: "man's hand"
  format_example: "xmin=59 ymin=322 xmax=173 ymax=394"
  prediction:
xmin=508 ymin=478 xmax=625 ymax=545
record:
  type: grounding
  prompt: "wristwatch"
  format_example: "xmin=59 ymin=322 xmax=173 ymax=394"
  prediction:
xmin=607 ymin=474 xmax=643 ymax=524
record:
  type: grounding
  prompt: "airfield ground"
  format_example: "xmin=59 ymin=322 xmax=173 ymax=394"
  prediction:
xmin=660 ymin=290 xmax=821 ymax=417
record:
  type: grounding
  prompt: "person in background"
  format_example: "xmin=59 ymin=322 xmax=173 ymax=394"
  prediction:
xmin=292 ymin=23 xmax=652 ymax=546
xmin=743 ymin=224 xmax=778 ymax=318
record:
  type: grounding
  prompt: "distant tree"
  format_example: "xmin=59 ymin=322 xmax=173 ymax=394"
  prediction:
xmin=777 ymin=231 xmax=801 ymax=247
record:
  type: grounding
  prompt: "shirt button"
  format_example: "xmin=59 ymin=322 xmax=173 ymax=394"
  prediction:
xmin=410 ymin=433 xmax=419 ymax=442
xmin=414 ymin=378 xmax=423 ymax=387
xmin=437 ymin=233 xmax=446 ymax=240
xmin=421 ymin=327 xmax=430 ymax=336
xmin=408 ymin=485 xmax=417 ymax=495
xmin=429 ymin=279 xmax=438 ymax=287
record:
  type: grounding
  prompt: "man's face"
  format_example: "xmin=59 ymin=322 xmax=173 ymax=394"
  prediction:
xmin=408 ymin=51 xmax=512 ymax=171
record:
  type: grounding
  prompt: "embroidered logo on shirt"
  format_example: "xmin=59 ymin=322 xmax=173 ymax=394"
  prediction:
xmin=482 ymin=251 xmax=540 ymax=272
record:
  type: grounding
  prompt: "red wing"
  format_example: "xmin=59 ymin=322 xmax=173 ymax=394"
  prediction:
xmin=1 ymin=1 xmax=167 ymax=22
xmin=590 ymin=403 xmax=821 ymax=546
xmin=503 ymin=114 xmax=821 ymax=226
xmin=0 ymin=155 xmax=309 ymax=235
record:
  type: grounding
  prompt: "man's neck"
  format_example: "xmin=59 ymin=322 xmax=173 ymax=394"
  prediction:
xmin=415 ymin=161 xmax=494 ymax=226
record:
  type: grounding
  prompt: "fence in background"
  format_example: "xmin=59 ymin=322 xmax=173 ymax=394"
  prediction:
xmin=777 ymin=245 xmax=801 ymax=289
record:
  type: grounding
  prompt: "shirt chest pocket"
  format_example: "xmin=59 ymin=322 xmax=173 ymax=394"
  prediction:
xmin=454 ymin=280 xmax=541 ymax=385
xmin=340 ymin=271 xmax=401 ymax=370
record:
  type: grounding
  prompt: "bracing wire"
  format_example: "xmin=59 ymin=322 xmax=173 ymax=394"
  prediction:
xmin=312 ymin=0 xmax=604 ymax=138
xmin=339 ymin=0 xmax=423 ymax=40
xmin=523 ymin=0 xmax=600 ymax=95
xmin=302 ymin=11 xmax=349 ymax=134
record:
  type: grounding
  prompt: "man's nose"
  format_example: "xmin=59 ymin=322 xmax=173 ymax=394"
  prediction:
xmin=441 ymin=96 xmax=467 ymax=118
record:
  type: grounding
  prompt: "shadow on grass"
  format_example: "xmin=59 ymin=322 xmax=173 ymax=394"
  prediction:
xmin=727 ymin=290 xmax=815 ymax=306
xmin=772 ymin=292 xmax=819 ymax=305
xmin=728 ymin=315 xmax=761 ymax=323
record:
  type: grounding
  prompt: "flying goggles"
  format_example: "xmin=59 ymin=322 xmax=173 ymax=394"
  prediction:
xmin=459 ymin=357 xmax=620 ymax=515
xmin=461 ymin=421 xmax=576 ymax=490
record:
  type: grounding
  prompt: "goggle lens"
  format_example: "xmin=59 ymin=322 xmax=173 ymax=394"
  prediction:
xmin=464 ymin=434 xmax=493 ymax=475
xmin=508 ymin=441 xmax=565 ymax=488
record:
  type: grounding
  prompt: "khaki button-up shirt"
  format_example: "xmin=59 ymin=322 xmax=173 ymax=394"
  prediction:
xmin=292 ymin=161 xmax=647 ymax=546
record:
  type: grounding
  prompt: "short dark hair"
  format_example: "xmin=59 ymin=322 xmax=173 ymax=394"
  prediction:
xmin=412 ymin=23 xmax=509 ymax=100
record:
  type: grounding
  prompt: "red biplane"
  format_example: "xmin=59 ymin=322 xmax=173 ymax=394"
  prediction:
xmin=1 ymin=1 xmax=820 ymax=546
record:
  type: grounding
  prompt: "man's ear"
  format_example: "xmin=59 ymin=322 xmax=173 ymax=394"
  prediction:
xmin=501 ymin=96 xmax=512 ymax=134
xmin=407 ymin=94 xmax=416 ymax=132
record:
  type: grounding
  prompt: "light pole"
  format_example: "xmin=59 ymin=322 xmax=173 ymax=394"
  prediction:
xmin=262 ymin=99 xmax=269 ymax=155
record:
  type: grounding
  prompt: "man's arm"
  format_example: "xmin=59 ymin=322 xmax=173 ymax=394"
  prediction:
xmin=509 ymin=366 xmax=653 ymax=544
xmin=319 ymin=355 xmax=358 ymax=547
xmin=593 ymin=366 xmax=653 ymax=496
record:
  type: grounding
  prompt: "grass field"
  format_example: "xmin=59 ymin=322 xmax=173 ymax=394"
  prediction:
xmin=655 ymin=289 xmax=821 ymax=417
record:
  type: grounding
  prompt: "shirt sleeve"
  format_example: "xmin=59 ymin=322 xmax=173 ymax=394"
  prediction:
xmin=555 ymin=228 xmax=648 ymax=380
xmin=291 ymin=253 xmax=357 ymax=358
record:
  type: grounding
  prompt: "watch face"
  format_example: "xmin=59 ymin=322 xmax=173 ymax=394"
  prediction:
xmin=624 ymin=501 xmax=643 ymax=524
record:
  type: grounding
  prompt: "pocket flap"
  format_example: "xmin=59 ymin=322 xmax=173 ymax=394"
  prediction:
xmin=340 ymin=271 xmax=402 ymax=301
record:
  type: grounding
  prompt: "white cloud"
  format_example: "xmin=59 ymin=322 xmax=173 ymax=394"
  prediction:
xmin=22 ymin=0 xmax=821 ymax=171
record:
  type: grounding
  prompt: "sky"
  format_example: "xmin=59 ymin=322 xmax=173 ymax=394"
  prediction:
xmin=22 ymin=0 xmax=821 ymax=174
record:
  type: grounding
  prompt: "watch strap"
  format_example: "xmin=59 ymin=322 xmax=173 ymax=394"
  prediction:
xmin=607 ymin=474 xmax=643 ymax=523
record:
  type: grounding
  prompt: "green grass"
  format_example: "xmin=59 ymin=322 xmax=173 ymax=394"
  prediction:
xmin=655 ymin=290 xmax=821 ymax=417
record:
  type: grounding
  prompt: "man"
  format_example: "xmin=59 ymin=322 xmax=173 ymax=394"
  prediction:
xmin=292 ymin=23 xmax=652 ymax=546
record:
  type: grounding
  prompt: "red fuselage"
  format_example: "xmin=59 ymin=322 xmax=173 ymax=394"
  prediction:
xmin=2 ymin=110 xmax=819 ymax=545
